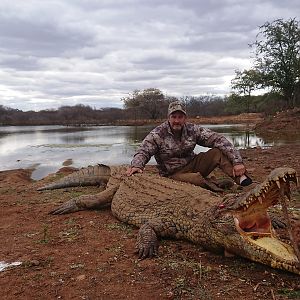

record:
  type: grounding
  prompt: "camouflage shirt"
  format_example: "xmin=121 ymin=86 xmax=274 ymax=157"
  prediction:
xmin=131 ymin=121 xmax=243 ymax=176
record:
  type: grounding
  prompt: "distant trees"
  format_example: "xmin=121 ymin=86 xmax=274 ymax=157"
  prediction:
xmin=57 ymin=105 xmax=97 ymax=124
xmin=185 ymin=96 xmax=228 ymax=117
xmin=3 ymin=91 xmax=291 ymax=126
xmin=0 ymin=104 xmax=123 ymax=126
xmin=231 ymin=18 xmax=300 ymax=109
xmin=1 ymin=93 xmax=235 ymax=126
xmin=122 ymin=88 xmax=169 ymax=119
xmin=0 ymin=105 xmax=22 ymax=124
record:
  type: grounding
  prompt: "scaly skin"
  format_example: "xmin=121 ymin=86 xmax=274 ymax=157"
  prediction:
xmin=37 ymin=164 xmax=111 ymax=191
xmin=39 ymin=166 xmax=300 ymax=275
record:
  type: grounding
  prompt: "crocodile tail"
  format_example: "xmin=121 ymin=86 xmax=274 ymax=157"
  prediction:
xmin=37 ymin=164 xmax=111 ymax=191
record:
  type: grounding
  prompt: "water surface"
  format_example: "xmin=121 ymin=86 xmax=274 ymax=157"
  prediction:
xmin=0 ymin=124 xmax=297 ymax=180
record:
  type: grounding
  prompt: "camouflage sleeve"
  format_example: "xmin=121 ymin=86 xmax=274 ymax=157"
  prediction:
xmin=130 ymin=133 xmax=159 ymax=169
xmin=197 ymin=127 xmax=243 ymax=165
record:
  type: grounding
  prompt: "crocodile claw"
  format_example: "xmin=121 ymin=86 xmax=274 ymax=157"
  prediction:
xmin=49 ymin=199 xmax=82 ymax=215
xmin=271 ymin=216 xmax=287 ymax=229
xmin=135 ymin=223 xmax=159 ymax=259
xmin=268 ymin=211 xmax=287 ymax=229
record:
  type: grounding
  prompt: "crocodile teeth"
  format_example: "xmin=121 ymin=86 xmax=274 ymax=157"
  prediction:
xmin=258 ymin=196 xmax=263 ymax=204
xmin=276 ymin=180 xmax=281 ymax=189
xmin=282 ymin=177 xmax=286 ymax=182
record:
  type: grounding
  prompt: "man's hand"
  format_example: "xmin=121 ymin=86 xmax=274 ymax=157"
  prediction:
xmin=126 ymin=167 xmax=143 ymax=176
xmin=232 ymin=164 xmax=246 ymax=177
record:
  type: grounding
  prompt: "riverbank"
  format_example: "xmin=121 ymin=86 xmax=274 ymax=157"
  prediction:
xmin=255 ymin=107 xmax=300 ymax=137
xmin=115 ymin=112 xmax=264 ymax=126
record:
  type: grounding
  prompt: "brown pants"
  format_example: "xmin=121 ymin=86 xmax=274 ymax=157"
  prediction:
xmin=169 ymin=148 xmax=234 ymax=186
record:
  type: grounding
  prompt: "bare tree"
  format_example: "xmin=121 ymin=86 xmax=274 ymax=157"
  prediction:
xmin=122 ymin=88 xmax=167 ymax=119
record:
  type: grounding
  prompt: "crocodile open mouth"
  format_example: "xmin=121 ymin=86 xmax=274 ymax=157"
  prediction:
xmin=234 ymin=211 xmax=271 ymax=236
xmin=232 ymin=168 xmax=299 ymax=264
xmin=234 ymin=191 xmax=276 ymax=238
xmin=233 ymin=168 xmax=298 ymax=237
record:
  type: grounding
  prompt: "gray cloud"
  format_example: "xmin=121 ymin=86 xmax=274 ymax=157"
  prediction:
xmin=0 ymin=0 xmax=299 ymax=111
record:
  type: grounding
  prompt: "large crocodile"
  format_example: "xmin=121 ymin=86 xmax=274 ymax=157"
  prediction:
xmin=38 ymin=165 xmax=300 ymax=275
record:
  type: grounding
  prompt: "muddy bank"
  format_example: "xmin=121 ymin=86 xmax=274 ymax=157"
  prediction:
xmin=255 ymin=108 xmax=300 ymax=137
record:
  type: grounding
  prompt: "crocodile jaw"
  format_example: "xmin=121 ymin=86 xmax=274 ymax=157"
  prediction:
xmin=213 ymin=167 xmax=300 ymax=275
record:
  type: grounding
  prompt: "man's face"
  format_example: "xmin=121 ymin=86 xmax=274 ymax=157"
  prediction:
xmin=168 ymin=111 xmax=187 ymax=132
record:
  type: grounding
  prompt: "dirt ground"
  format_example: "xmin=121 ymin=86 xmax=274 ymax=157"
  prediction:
xmin=1 ymin=111 xmax=300 ymax=300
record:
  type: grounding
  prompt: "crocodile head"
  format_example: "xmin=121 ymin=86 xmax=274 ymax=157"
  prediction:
xmin=204 ymin=167 xmax=300 ymax=275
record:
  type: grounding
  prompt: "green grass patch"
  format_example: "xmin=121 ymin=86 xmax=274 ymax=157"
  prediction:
xmin=278 ymin=288 xmax=300 ymax=299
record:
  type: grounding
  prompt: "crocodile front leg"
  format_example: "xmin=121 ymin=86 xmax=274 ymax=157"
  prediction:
xmin=134 ymin=217 xmax=180 ymax=259
xmin=136 ymin=223 xmax=159 ymax=259
xmin=49 ymin=185 xmax=118 ymax=215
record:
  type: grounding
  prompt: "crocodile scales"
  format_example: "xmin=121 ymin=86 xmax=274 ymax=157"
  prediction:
xmin=38 ymin=165 xmax=300 ymax=275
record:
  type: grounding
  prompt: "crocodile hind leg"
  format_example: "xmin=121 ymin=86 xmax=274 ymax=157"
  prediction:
xmin=49 ymin=185 xmax=119 ymax=215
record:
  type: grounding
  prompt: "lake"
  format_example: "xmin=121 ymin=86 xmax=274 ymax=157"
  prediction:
xmin=0 ymin=124 xmax=297 ymax=180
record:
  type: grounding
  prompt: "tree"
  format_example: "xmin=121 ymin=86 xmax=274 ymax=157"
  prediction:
xmin=251 ymin=18 xmax=300 ymax=108
xmin=122 ymin=88 xmax=166 ymax=119
xmin=231 ymin=69 xmax=261 ymax=112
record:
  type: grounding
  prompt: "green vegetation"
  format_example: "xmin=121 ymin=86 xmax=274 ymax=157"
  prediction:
xmin=278 ymin=288 xmax=300 ymax=299
xmin=38 ymin=223 xmax=51 ymax=244
xmin=232 ymin=18 xmax=300 ymax=110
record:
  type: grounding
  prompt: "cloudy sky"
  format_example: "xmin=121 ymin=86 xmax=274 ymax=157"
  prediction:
xmin=0 ymin=0 xmax=299 ymax=111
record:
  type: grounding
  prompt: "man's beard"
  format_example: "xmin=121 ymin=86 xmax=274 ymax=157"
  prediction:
xmin=172 ymin=124 xmax=183 ymax=132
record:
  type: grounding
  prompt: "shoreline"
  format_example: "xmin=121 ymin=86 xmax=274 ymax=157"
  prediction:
xmin=0 ymin=112 xmax=264 ymax=127
xmin=1 ymin=144 xmax=299 ymax=179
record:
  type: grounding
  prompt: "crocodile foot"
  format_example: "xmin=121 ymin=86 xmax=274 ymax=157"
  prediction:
xmin=135 ymin=223 xmax=159 ymax=259
xmin=270 ymin=213 xmax=287 ymax=229
xmin=49 ymin=199 xmax=83 ymax=215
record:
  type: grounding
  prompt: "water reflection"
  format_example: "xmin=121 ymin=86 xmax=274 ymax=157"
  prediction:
xmin=0 ymin=124 xmax=298 ymax=180
xmin=228 ymin=130 xmax=267 ymax=149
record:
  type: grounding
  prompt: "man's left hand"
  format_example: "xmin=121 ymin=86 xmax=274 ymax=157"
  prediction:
xmin=233 ymin=164 xmax=246 ymax=177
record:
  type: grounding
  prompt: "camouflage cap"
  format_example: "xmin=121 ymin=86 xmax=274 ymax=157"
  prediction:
xmin=168 ymin=101 xmax=186 ymax=116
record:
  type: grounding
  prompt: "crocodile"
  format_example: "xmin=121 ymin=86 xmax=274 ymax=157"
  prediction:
xmin=38 ymin=165 xmax=300 ymax=275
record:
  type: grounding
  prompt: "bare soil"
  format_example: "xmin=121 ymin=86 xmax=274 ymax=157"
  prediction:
xmin=1 ymin=112 xmax=300 ymax=300
xmin=255 ymin=108 xmax=300 ymax=137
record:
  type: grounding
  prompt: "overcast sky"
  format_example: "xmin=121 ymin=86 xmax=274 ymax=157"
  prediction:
xmin=0 ymin=0 xmax=299 ymax=111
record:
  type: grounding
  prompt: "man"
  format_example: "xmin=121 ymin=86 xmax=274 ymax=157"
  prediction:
xmin=126 ymin=101 xmax=252 ymax=191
